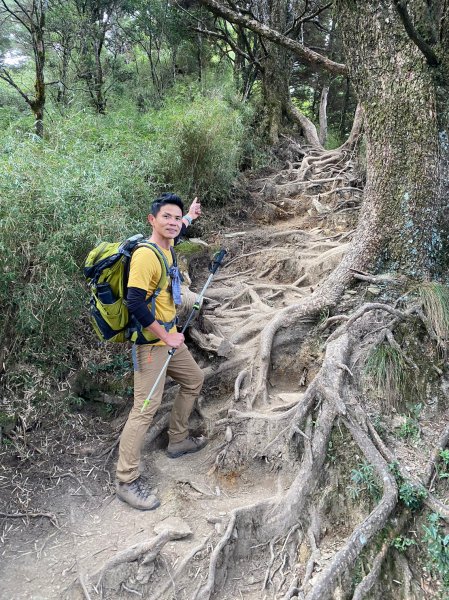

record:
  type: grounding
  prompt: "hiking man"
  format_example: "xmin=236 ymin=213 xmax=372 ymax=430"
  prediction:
xmin=116 ymin=193 xmax=206 ymax=510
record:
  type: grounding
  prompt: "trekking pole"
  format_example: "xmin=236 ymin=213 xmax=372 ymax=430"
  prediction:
xmin=141 ymin=249 xmax=227 ymax=412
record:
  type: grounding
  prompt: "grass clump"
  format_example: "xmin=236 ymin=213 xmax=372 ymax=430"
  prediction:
xmin=364 ymin=341 xmax=412 ymax=408
xmin=417 ymin=282 xmax=449 ymax=347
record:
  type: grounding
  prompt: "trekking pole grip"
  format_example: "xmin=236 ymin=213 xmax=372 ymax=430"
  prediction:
xmin=210 ymin=249 xmax=227 ymax=274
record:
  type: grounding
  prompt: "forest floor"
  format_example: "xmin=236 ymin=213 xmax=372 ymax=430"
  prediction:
xmin=1 ymin=144 xmax=448 ymax=600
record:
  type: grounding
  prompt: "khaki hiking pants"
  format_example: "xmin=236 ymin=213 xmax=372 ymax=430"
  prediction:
xmin=116 ymin=343 xmax=204 ymax=483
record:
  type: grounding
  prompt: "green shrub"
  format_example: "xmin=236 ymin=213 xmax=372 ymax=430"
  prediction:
xmin=153 ymin=87 xmax=247 ymax=203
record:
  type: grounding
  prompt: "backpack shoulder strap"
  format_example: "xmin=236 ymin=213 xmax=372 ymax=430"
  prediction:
xmin=169 ymin=245 xmax=177 ymax=267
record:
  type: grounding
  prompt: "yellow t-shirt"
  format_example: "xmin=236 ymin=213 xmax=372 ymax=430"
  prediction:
xmin=128 ymin=245 xmax=177 ymax=345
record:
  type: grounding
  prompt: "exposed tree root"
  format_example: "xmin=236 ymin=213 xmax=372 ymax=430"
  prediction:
xmin=194 ymin=284 xmax=449 ymax=599
xmin=91 ymin=526 xmax=192 ymax=597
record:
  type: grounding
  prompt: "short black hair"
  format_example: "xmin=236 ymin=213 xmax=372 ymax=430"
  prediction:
xmin=151 ymin=193 xmax=184 ymax=216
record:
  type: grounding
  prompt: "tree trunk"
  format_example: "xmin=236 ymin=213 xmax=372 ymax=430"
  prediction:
xmin=93 ymin=29 xmax=107 ymax=114
xmin=339 ymin=77 xmax=350 ymax=139
xmin=261 ymin=45 xmax=292 ymax=144
xmin=318 ymin=85 xmax=329 ymax=147
xmin=337 ymin=0 xmax=449 ymax=279
xmin=257 ymin=0 xmax=293 ymax=144
xmin=31 ymin=4 xmax=46 ymax=137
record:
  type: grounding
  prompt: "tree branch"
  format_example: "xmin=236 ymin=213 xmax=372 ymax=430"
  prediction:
xmin=192 ymin=0 xmax=348 ymax=75
xmin=0 ymin=68 xmax=32 ymax=105
xmin=392 ymin=0 xmax=440 ymax=67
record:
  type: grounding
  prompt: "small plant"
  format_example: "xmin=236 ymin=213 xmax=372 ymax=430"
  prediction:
xmin=349 ymin=461 xmax=381 ymax=502
xmin=372 ymin=414 xmax=386 ymax=437
xmin=395 ymin=403 xmax=422 ymax=441
xmin=67 ymin=395 xmax=86 ymax=411
xmin=397 ymin=416 xmax=420 ymax=440
xmin=318 ymin=307 xmax=330 ymax=325
xmin=89 ymin=354 xmax=131 ymax=375
xmin=435 ymin=448 xmax=449 ymax=480
xmin=399 ymin=481 xmax=427 ymax=510
xmin=389 ymin=462 xmax=427 ymax=510
xmin=422 ymin=513 xmax=449 ymax=588
xmin=392 ymin=535 xmax=416 ymax=552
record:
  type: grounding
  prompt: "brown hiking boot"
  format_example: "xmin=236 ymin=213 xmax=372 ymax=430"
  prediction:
xmin=167 ymin=435 xmax=208 ymax=458
xmin=116 ymin=476 xmax=160 ymax=511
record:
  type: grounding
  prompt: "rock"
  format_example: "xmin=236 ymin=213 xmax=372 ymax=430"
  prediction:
xmin=215 ymin=522 xmax=224 ymax=535
xmin=188 ymin=238 xmax=209 ymax=247
xmin=225 ymin=426 xmax=233 ymax=442
xmin=154 ymin=517 xmax=192 ymax=539
xmin=102 ymin=563 xmax=133 ymax=591
xmin=312 ymin=198 xmax=330 ymax=214
xmin=367 ymin=285 xmax=381 ymax=295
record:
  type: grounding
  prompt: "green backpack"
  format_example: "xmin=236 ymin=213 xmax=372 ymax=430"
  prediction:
xmin=84 ymin=234 xmax=176 ymax=343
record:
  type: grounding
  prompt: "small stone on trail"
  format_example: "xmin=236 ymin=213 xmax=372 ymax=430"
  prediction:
xmin=312 ymin=198 xmax=330 ymax=214
xmin=225 ymin=426 xmax=233 ymax=442
xmin=224 ymin=231 xmax=246 ymax=238
xmin=367 ymin=285 xmax=381 ymax=295
xmin=188 ymin=238 xmax=209 ymax=247
xmin=215 ymin=522 xmax=224 ymax=535
xmin=154 ymin=517 xmax=192 ymax=539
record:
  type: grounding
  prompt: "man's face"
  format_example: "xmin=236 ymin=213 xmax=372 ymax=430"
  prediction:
xmin=148 ymin=203 xmax=183 ymax=239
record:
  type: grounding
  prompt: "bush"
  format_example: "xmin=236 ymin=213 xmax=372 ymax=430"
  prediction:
xmin=152 ymin=86 xmax=248 ymax=203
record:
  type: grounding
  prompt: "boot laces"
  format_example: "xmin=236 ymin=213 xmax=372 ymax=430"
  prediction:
xmin=187 ymin=435 xmax=203 ymax=447
xmin=130 ymin=477 xmax=151 ymax=500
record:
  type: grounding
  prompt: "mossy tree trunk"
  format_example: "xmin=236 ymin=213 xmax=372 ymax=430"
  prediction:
xmin=257 ymin=0 xmax=294 ymax=144
xmin=261 ymin=45 xmax=293 ymax=144
xmin=0 ymin=0 xmax=47 ymax=137
xmin=337 ymin=0 xmax=449 ymax=279
xmin=30 ymin=4 xmax=46 ymax=137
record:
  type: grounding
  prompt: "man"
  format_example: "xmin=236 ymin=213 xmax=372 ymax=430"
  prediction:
xmin=116 ymin=193 xmax=206 ymax=511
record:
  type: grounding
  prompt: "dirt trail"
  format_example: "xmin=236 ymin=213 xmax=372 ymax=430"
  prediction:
xmin=0 ymin=157 xmax=356 ymax=600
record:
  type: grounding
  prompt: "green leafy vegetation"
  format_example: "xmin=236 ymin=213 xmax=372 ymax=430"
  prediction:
xmin=396 ymin=403 xmax=422 ymax=442
xmin=389 ymin=461 xmax=427 ymax=511
xmin=0 ymin=73 xmax=255 ymax=420
xmin=348 ymin=461 xmax=381 ymax=502
xmin=398 ymin=481 xmax=427 ymax=510
xmin=438 ymin=449 xmax=449 ymax=480
xmin=423 ymin=513 xmax=449 ymax=588
xmin=392 ymin=535 xmax=416 ymax=552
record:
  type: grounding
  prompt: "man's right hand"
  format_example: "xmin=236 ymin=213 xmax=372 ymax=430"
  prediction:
xmin=162 ymin=332 xmax=184 ymax=348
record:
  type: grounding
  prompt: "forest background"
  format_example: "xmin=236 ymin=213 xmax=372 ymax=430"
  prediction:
xmin=2 ymin=1 xmax=449 ymax=599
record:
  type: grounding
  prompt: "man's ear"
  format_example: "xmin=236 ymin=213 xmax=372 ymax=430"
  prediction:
xmin=147 ymin=214 xmax=154 ymax=226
